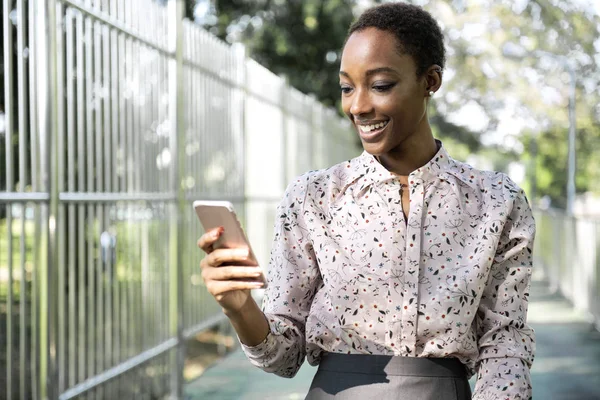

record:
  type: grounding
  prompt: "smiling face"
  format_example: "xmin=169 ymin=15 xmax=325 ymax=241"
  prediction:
xmin=340 ymin=27 xmax=435 ymax=156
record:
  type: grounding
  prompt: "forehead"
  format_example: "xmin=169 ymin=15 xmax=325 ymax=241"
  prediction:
xmin=340 ymin=27 xmax=416 ymax=76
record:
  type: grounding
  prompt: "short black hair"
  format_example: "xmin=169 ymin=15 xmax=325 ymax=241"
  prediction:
xmin=347 ymin=3 xmax=446 ymax=78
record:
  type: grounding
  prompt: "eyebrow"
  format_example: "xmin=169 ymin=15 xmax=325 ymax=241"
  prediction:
xmin=339 ymin=67 xmax=399 ymax=78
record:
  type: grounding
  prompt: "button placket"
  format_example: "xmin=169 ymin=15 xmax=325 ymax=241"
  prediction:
xmin=377 ymin=180 xmax=405 ymax=352
xmin=400 ymin=178 xmax=424 ymax=356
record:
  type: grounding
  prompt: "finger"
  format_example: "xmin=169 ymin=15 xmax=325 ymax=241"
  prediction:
xmin=207 ymin=280 xmax=265 ymax=298
xmin=206 ymin=247 xmax=255 ymax=268
xmin=197 ymin=227 xmax=224 ymax=252
xmin=203 ymin=266 xmax=264 ymax=281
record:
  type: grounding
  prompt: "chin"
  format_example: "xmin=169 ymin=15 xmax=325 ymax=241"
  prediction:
xmin=359 ymin=140 xmax=387 ymax=156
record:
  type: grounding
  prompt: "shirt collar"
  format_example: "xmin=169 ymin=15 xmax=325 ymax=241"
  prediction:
xmin=342 ymin=140 xmax=458 ymax=195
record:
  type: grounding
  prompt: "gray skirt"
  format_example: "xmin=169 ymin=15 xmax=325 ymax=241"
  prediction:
xmin=305 ymin=353 xmax=472 ymax=400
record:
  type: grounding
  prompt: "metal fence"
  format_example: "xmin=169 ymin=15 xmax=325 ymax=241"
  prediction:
xmin=534 ymin=210 xmax=600 ymax=330
xmin=0 ymin=0 xmax=357 ymax=398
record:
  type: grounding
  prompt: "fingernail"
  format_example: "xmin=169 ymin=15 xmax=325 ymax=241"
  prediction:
xmin=212 ymin=228 xmax=222 ymax=239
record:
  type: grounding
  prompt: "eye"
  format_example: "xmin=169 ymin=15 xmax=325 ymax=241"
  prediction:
xmin=373 ymin=83 xmax=396 ymax=92
xmin=340 ymin=85 xmax=353 ymax=94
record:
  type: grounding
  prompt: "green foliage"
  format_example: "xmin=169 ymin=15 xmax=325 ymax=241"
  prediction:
xmin=188 ymin=0 xmax=600 ymax=206
xmin=197 ymin=0 xmax=355 ymax=108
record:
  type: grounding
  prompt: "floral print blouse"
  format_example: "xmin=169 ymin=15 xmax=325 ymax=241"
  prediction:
xmin=241 ymin=142 xmax=535 ymax=400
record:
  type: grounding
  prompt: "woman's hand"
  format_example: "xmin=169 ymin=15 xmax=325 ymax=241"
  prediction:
xmin=197 ymin=227 xmax=265 ymax=315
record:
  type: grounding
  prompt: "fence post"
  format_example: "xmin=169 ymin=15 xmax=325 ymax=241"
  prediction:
xmin=33 ymin=0 xmax=59 ymax=398
xmin=167 ymin=0 xmax=185 ymax=398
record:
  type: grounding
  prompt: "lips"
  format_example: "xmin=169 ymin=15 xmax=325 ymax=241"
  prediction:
xmin=356 ymin=120 xmax=390 ymax=143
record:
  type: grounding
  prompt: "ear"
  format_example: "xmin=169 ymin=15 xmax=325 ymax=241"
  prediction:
xmin=424 ymin=64 xmax=443 ymax=96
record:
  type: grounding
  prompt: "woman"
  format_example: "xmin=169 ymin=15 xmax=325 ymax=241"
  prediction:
xmin=198 ymin=3 xmax=535 ymax=400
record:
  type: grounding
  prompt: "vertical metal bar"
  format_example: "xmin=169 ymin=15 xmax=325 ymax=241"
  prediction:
xmin=117 ymin=28 xmax=127 ymax=384
xmin=101 ymin=23 xmax=113 ymax=398
xmin=167 ymin=0 xmax=185 ymax=397
xmin=78 ymin=8 xmax=90 ymax=390
xmin=73 ymin=7 xmax=86 ymax=388
xmin=16 ymin=1 xmax=28 ymax=397
xmin=109 ymin=22 xmax=120 ymax=392
xmin=64 ymin=6 xmax=74 ymax=394
xmin=29 ymin=0 xmax=37 ymax=192
xmin=139 ymin=42 xmax=149 ymax=358
xmin=197 ymin=29 xmax=205 ymax=324
xmin=123 ymin=4 xmax=135 ymax=394
xmin=125 ymin=29 xmax=134 ymax=370
xmin=238 ymin=42 xmax=249 ymax=261
xmin=158 ymin=53 xmax=166 ymax=343
xmin=103 ymin=24 xmax=111 ymax=194
xmin=84 ymin=9 xmax=97 ymax=388
xmin=29 ymin=11 xmax=41 ymax=395
xmin=92 ymin=17 xmax=106 ymax=399
xmin=33 ymin=1 xmax=58 ymax=397
xmin=16 ymin=0 xmax=28 ymax=190
xmin=3 ymin=0 xmax=15 ymax=398
xmin=53 ymin=2 xmax=66 ymax=397
xmin=110 ymin=18 xmax=118 ymax=196
xmin=114 ymin=3 xmax=124 ymax=394
xmin=126 ymin=44 xmax=133 ymax=193
xmin=133 ymin=40 xmax=140 ymax=194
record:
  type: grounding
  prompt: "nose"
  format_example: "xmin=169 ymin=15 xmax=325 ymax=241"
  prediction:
xmin=349 ymin=88 xmax=374 ymax=118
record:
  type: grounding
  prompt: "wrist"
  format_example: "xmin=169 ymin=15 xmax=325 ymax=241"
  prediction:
xmin=223 ymin=297 xmax=270 ymax=347
xmin=222 ymin=296 xmax=258 ymax=320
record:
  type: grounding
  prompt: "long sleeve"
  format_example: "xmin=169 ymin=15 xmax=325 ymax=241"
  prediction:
xmin=240 ymin=175 xmax=322 ymax=378
xmin=473 ymin=175 xmax=536 ymax=400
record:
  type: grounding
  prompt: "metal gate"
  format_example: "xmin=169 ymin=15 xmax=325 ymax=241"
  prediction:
xmin=0 ymin=0 xmax=356 ymax=398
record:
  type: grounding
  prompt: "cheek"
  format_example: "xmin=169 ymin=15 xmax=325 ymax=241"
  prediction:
xmin=374 ymin=95 xmax=405 ymax=117
xmin=341 ymin=97 xmax=352 ymax=118
xmin=385 ymin=91 xmax=424 ymax=118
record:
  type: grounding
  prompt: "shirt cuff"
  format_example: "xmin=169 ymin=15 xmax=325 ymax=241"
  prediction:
xmin=238 ymin=331 xmax=278 ymax=358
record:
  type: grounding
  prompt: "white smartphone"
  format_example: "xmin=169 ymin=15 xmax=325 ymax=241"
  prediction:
xmin=193 ymin=200 xmax=267 ymax=286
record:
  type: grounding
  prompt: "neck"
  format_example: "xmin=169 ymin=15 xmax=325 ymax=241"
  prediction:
xmin=377 ymin=132 xmax=438 ymax=176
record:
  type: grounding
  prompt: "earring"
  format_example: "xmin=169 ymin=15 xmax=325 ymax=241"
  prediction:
xmin=429 ymin=90 xmax=435 ymax=97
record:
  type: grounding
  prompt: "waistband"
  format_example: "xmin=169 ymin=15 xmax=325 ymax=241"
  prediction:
xmin=318 ymin=353 xmax=467 ymax=378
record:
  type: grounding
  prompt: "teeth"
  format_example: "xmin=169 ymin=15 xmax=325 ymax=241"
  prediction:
xmin=359 ymin=121 xmax=388 ymax=133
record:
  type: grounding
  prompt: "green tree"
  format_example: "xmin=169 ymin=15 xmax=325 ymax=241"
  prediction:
xmin=189 ymin=0 xmax=600 ymax=206
xmin=192 ymin=0 xmax=355 ymax=108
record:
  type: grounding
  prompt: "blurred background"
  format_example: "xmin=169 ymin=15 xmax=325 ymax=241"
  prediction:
xmin=0 ymin=0 xmax=599 ymax=399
